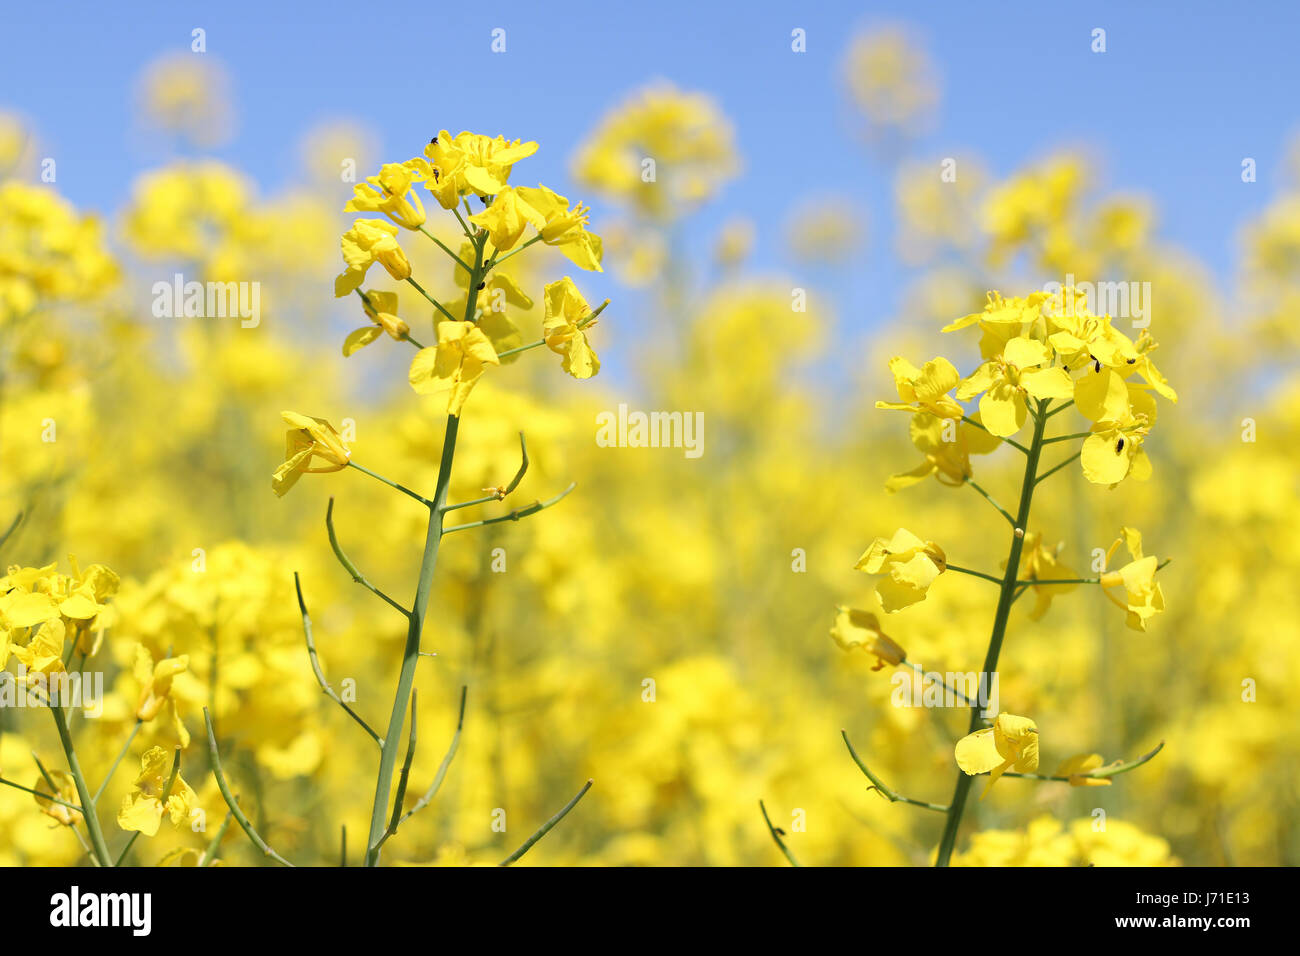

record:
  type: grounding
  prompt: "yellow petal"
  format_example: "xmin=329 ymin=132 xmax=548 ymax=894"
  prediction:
xmin=955 ymin=728 xmax=1003 ymax=775
xmin=2 ymin=591 xmax=61 ymax=628
xmin=1004 ymin=336 xmax=1050 ymax=368
xmin=117 ymin=795 xmax=163 ymax=836
xmin=1056 ymin=752 xmax=1112 ymax=787
xmin=979 ymin=384 xmax=1025 ymax=436
xmin=1074 ymin=369 xmax=1130 ymax=423
xmin=58 ymin=592 xmax=101 ymax=620
xmin=956 ymin=362 xmax=998 ymax=401
xmin=1020 ymin=366 xmax=1075 ymax=400
xmin=561 ymin=330 xmax=600 ymax=379
xmin=407 ymin=345 xmax=444 ymax=395
xmin=885 ymin=460 xmax=936 ymax=493
xmin=343 ymin=326 xmax=383 ymax=356
xmin=1080 ymin=431 xmax=1130 ymax=484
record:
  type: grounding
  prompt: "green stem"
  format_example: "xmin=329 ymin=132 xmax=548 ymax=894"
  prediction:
xmin=347 ymin=460 xmax=430 ymax=505
xmin=1035 ymin=450 xmax=1082 ymax=486
xmin=1042 ymin=432 xmax=1090 ymax=444
xmin=946 ymin=564 xmax=1004 ymax=586
xmin=93 ymin=719 xmax=141 ymax=804
xmin=418 ymin=225 xmax=472 ymax=273
xmin=842 ymin=730 xmax=949 ymax=812
xmin=452 ymin=206 xmax=473 ymax=238
xmin=442 ymin=482 xmax=576 ymax=534
xmin=0 ymin=775 xmax=84 ymax=813
xmin=495 ymin=302 xmax=608 ymax=360
xmin=462 ymin=239 xmax=486 ymax=324
xmin=0 ymin=510 xmax=23 ymax=550
xmin=50 ymin=705 xmax=111 ymax=866
xmin=364 ymin=233 xmax=487 ymax=867
xmin=397 ymin=686 xmax=467 ymax=826
xmin=364 ymin=414 xmax=460 ymax=866
xmin=203 ymin=708 xmax=295 ymax=866
xmin=966 ymin=478 xmax=1016 ymax=526
xmin=371 ymin=690 xmax=419 ymax=855
xmin=934 ymin=398 xmax=1049 ymax=866
xmin=442 ymin=493 xmax=504 ymax=513
xmin=442 ymin=434 xmax=529 ymax=513
xmin=758 ymin=799 xmax=802 ymax=866
xmin=902 ymin=660 xmax=977 ymax=707
xmin=199 ymin=810 xmax=233 ymax=866
xmin=295 ymin=571 xmax=384 ymax=745
xmin=498 ymin=779 xmax=593 ymax=866
xmin=325 ymin=497 xmax=411 ymax=616
xmin=487 ymin=233 xmax=544 ymax=270
xmin=406 ymin=277 xmax=458 ymax=324
xmin=1003 ymin=740 xmax=1164 ymax=781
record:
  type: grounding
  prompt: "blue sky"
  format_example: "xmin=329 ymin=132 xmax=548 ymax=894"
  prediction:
xmin=4 ymin=0 xmax=1299 ymax=347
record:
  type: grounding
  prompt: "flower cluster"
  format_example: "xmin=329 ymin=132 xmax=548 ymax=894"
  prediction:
xmin=288 ymin=130 xmax=609 ymax=488
xmin=0 ymin=559 xmax=119 ymax=673
xmin=830 ymin=288 xmax=1174 ymax=864
xmin=0 ymin=181 xmax=117 ymax=319
xmin=886 ymin=288 xmax=1177 ymax=486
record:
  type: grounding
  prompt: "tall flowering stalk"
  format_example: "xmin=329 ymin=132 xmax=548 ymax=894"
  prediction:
xmin=0 ymin=559 xmax=211 ymax=866
xmin=823 ymin=289 xmax=1174 ymax=867
xmin=207 ymin=131 xmax=608 ymax=866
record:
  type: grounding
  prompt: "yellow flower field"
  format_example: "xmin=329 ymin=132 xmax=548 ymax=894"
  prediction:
xmin=1 ymin=13 xmax=1297 ymax=870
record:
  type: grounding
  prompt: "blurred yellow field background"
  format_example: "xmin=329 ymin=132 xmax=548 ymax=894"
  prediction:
xmin=1 ymin=25 xmax=1297 ymax=867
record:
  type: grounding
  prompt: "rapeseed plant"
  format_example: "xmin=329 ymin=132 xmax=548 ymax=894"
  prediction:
xmin=825 ymin=288 xmax=1174 ymax=865
xmin=219 ymin=131 xmax=610 ymax=867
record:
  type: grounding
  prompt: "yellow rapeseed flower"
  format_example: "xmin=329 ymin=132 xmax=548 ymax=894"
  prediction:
xmin=414 ymin=130 xmax=538 ymax=210
xmin=876 ymin=356 xmax=964 ymax=419
xmin=408 ymin=321 xmax=501 ymax=416
xmin=1015 ymin=532 xmax=1078 ymax=620
xmin=854 ymin=528 xmax=947 ymax=612
xmin=830 ymin=607 xmax=906 ymax=671
xmin=955 ymin=336 xmax=1075 ymax=436
xmin=334 ymin=219 xmax=411 ymax=297
xmin=1056 ymin=753 xmax=1113 ymax=787
xmin=344 ymin=290 xmax=411 ymax=357
xmin=886 ymin=411 xmax=1000 ymax=491
xmin=116 ymin=747 xmax=199 ymax=836
xmin=272 ymin=412 xmax=351 ymax=497
xmin=34 ymin=770 xmax=80 ymax=826
xmin=542 ymin=277 xmax=601 ymax=379
xmin=955 ymin=712 xmax=1039 ymax=797
xmin=134 ymin=645 xmax=191 ymax=746
xmin=1099 ymin=527 xmax=1165 ymax=631
xmin=343 ymin=162 xmax=428 ymax=230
